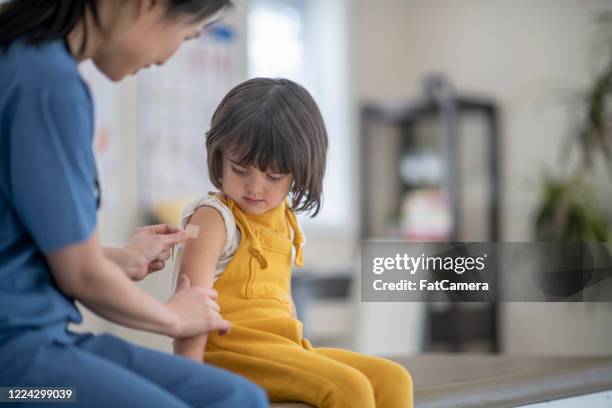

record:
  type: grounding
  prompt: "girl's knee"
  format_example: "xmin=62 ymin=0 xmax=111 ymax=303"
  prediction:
xmin=373 ymin=360 xmax=414 ymax=407
xmin=322 ymin=369 xmax=375 ymax=408
xmin=386 ymin=360 xmax=413 ymax=390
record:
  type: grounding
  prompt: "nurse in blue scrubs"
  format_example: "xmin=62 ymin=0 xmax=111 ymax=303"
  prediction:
xmin=0 ymin=1 xmax=267 ymax=406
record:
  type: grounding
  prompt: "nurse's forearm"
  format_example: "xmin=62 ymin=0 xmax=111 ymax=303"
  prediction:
xmin=102 ymin=246 xmax=149 ymax=281
xmin=72 ymin=256 xmax=182 ymax=336
xmin=102 ymin=246 xmax=130 ymax=274
xmin=48 ymin=236 xmax=178 ymax=337
xmin=48 ymin=230 xmax=230 ymax=339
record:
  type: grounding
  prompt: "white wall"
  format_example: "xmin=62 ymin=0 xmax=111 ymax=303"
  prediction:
xmin=352 ymin=0 xmax=612 ymax=354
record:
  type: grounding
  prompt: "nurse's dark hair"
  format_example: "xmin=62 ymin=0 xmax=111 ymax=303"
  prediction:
xmin=206 ymin=78 xmax=329 ymax=216
xmin=0 ymin=0 xmax=232 ymax=53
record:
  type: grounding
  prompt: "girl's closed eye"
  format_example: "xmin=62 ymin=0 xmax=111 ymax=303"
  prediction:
xmin=267 ymin=174 xmax=287 ymax=182
xmin=231 ymin=165 xmax=248 ymax=175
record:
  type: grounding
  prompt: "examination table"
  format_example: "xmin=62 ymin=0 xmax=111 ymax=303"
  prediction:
xmin=269 ymin=354 xmax=612 ymax=407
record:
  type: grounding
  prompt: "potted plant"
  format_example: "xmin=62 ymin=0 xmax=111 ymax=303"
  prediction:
xmin=533 ymin=15 xmax=612 ymax=298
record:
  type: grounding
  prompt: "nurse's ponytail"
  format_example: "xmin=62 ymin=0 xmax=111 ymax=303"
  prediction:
xmin=0 ymin=0 xmax=99 ymax=52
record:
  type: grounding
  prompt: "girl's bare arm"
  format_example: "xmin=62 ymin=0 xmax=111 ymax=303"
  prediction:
xmin=173 ymin=206 xmax=227 ymax=362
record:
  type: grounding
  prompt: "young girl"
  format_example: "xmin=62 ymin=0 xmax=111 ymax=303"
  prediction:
xmin=173 ymin=77 xmax=413 ymax=407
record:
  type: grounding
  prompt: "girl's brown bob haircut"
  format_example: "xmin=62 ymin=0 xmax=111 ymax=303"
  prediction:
xmin=206 ymin=78 xmax=328 ymax=216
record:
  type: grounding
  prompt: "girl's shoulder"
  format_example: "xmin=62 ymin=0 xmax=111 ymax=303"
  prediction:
xmin=180 ymin=192 xmax=239 ymax=245
xmin=181 ymin=191 xmax=231 ymax=224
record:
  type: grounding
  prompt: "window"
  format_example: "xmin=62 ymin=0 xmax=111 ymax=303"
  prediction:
xmin=248 ymin=0 xmax=352 ymax=231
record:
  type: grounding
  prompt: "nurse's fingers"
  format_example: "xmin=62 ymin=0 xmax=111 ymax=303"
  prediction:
xmin=157 ymin=250 xmax=172 ymax=262
xmin=159 ymin=230 xmax=190 ymax=246
xmin=175 ymin=274 xmax=191 ymax=292
xmin=148 ymin=260 xmax=165 ymax=272
xmin=210 ymin=318 xmax=231 ymax=336
xmin=202 ymin=288 xmax=218 ymax=301
xmin=207 ymin=298 xmax=220 ymax=313
xmin=146 ymin=224 xmax=183 ymax=235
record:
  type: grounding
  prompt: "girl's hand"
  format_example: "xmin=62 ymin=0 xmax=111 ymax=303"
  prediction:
xmin=123 ymin=224 xmax=189 ymax=281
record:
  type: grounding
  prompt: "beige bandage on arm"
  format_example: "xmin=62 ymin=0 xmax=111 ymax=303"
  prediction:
xmin=185 ymin=224 xmax=200 ymax=239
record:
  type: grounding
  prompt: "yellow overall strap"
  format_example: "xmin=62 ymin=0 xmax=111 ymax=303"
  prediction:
xmin=226 ymin=198 xmax=269 ymax=269
xmin=285 ymin=203 xmax=304 ymax=268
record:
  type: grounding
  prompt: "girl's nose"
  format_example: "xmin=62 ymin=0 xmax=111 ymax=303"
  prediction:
xmin=245 ymin=175 xmax=264 ymax=195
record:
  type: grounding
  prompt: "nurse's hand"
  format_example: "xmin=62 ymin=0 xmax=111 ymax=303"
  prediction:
xmin=120 ymin=224 xmax=189 ymax=281
xmin=167 ymin=274 xmax=232 ymax=338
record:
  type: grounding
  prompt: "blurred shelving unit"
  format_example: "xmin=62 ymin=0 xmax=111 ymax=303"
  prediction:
xmin=359 ymin=74 xmax=502 ymax=353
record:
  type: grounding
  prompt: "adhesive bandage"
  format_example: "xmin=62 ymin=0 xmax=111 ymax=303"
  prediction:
xmin=185 ymin=224 xmax=200 ymax=239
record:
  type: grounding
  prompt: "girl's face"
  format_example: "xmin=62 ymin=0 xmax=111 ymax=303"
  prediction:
xmin=221 ymin=156 xmax=293 ymax=215
xmin=93 ymin=3 xmax=207 ymax=81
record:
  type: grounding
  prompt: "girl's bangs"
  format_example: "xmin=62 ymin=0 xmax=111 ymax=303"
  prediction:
xmin=224 ymin=120 xmax=294 ymax=175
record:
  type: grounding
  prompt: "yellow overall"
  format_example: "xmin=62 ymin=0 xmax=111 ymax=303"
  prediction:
xmin=205 ymin=197 xmax=413 ymax=407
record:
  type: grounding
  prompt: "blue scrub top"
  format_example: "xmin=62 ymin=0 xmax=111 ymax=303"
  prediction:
xmin=0 ymin=39 xmax=98 ymax=345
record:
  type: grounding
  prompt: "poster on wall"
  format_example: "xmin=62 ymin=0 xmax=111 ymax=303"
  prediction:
xmin=138 ymin=24 xmax=241 ymax=224
xmin=79 ymin=62 xmax=122 ymax=210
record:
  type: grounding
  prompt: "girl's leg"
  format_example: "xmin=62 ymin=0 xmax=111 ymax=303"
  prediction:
xmin=205 ymin=345 xmax=376 ymax=408
xmin=314 ymin=347 xmax=414 ymax=408
xmin=74 ymin=333 xmax=268 ymax=408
